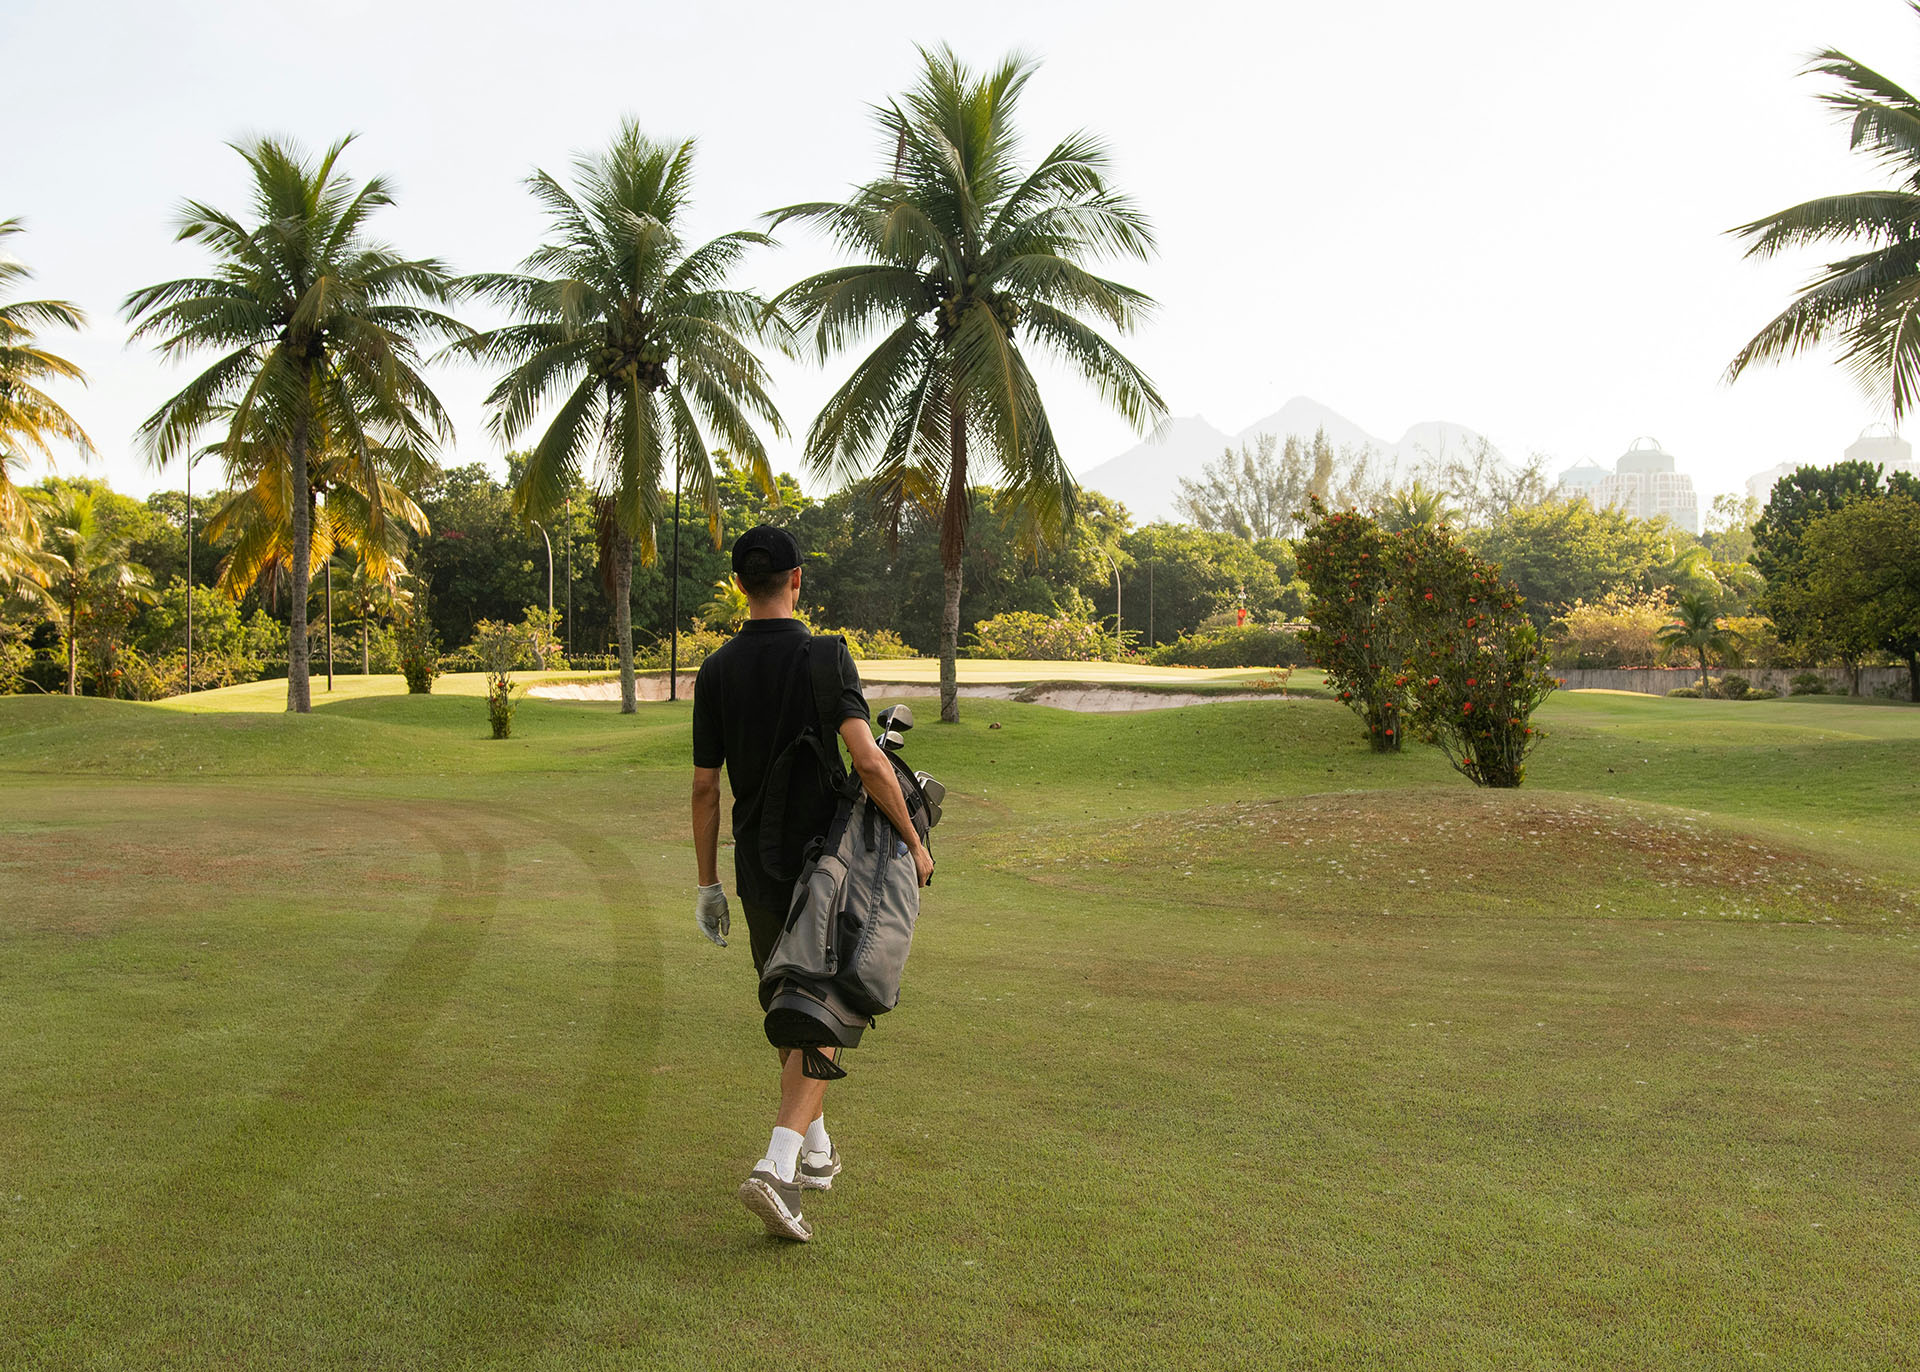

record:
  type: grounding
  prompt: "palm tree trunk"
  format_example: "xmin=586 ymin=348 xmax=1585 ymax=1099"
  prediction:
xmin=939 ymin=396 xmax=968 ymax=724
xmin=66 ymin=598 xmax=78 ymax=696
xmin=1698 ymin=646 xmax=1709 ymax=694
xmin=287 ymin=396 xmax=313 ymax=714
xmin=615 ymin=528 xmax=637 ymax=714
xmin=363 ymin=614 xmax=371 ymax=675
xmin=1909 ymin=651 xmax=1919 ymax=704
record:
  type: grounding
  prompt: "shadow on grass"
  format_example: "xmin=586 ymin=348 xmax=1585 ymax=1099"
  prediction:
xmin=33 ymin=805 xmax=503 ymax=1356
xmin=434 ymin=809 xmax=663 ymax=1362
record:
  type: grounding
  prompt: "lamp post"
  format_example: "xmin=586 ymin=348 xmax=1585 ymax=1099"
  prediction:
xmin=1090 ymin=542 xmax=1122 ymax=643
xmin=184 ymin=452 xmax=195 ymax=694
xmin=533 ymin=519 xmax=554 ymax=664
xmin=669 ymin=460 xmax=683 ymax=701
xmin=564 ymin=495 xmax=573 ymax=658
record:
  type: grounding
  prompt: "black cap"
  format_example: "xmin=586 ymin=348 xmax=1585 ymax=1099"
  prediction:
xmin=731 ymin=524 xmax=801 ymax=573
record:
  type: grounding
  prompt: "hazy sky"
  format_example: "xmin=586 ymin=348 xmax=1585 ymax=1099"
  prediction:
xmin=7 ymin=0 xmax=1918 ymax=509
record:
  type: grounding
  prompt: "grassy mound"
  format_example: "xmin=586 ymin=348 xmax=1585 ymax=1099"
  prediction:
xmin=0 ymin=688 xmax=1915 ymax=1368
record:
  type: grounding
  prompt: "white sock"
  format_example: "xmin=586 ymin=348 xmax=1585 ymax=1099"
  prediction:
xmin=803 ymin=1116 xmax=831 ymax=1157
xmin=760 ymin=1126 xmax=804 ymax=1184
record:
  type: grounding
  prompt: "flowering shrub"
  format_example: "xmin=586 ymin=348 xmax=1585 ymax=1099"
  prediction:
xmin=1388 ymin=526 xmax=1557 ymax=788
xmin=1296 ymin=501 xmax=1405 ymax=751
xmin=965 ymin=610 xmax=1128 ymax=661
xmin=399 ymin=605 xmax=438 ymax=695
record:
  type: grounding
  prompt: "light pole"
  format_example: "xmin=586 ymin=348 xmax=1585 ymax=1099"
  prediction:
xmin=564 ymin=495 xmax=573 ymax=658
xmin=183 ymin=452 xmax=195 ymax=694
xmin=669 ymin=460 xmax=683 ymax=701
xmin=533 ymin=519 xmax=554 ymax=664
xmin=1090 ymin=542 xmax=1122 ymax=643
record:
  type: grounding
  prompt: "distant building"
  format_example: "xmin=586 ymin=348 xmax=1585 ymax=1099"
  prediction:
xmin=1745 ymin=461 xmax=1796 ymax=504
xmin=1590 ymin=437 xmax=1699 ymax=533
xmin=1844 ymin=423 xmax=1915 ymax=471
xmin=1745 ymin=425 xmax=1918 ymax=504
xmin=1554 ymin=461 xmax=1610 ymax=499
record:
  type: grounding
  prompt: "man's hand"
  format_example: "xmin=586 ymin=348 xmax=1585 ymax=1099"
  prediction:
xmin=696 ymin=883 xmax=730 ymax=947
xmin=911 ymin=843 xmax=935 ymax=888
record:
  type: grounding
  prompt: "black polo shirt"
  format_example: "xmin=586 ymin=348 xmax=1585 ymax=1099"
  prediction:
xmin=692 ymin=619 xmax=868 ymax=904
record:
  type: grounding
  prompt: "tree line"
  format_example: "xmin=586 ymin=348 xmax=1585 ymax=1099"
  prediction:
xmin=1 ymin=47 xmax=1166 ymax=722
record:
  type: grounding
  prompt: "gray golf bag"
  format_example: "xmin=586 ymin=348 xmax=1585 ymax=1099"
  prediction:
xmin=756 ymin=639 xmax=943 ymax=1079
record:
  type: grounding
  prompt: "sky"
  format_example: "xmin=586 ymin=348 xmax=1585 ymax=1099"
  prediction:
xmin=6 ymin=0 xmax=1919 ymax=510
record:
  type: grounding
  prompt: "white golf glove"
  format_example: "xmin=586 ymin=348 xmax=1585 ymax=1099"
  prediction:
xmin=695 ymin=883 xmax=730 ymax=948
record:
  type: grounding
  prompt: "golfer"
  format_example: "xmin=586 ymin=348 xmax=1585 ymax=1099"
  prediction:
xmin=690 ymin=525 xmax=934 ymax=1241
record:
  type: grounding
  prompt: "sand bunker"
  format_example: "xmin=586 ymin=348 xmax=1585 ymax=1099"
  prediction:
xmin=526 ymin=677 xmax=1277 ymax=712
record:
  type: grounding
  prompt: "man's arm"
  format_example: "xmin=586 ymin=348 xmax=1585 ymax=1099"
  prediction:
xmin=839 ymin=718 xmax=935 ymax=887
xmin=692 ymin=766 xmax=723 ymax=887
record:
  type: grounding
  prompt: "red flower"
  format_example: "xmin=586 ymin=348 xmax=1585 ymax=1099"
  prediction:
xmin=1463 ymin=702 xmax=1475 ymax=712
xmin=1466 ymin=677 xmax=1477 ymax=686
xmin=1423 ymin=591 xmax=1434 ymax=601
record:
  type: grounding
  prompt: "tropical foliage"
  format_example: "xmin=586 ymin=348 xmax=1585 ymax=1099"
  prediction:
xmin=32 ymin=485 xmax=155 ymax=695
xmin=1656 ymin=592 xmax=1742 ymax=693
xmin=1390 ymin=526 xmax=1557 ymax=789
xmin=123 ymin=135 xmax=464 ymax=713
xmin=1296 ymin=503 xmax=1405 ymax=751
xmin=1 ymin=218 xmax=93 ymax=589
xmin=456 ymin=122 xmax=783 ymax=713
xmin=769 ymin=46 xmax=1166 ymax=721
xmin=1727 ymin=23 xmax=1920 ymax=418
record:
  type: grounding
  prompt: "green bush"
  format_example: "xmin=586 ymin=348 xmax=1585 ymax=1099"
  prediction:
xmin=1667 ymin=687 xmax=1702 ymax=698
xmin=1748 ymin=688 xmax=1778 ymax=699
xmin=838 ymin=627 xmax=917 ymax=660
xmin=1147 ymin=624 xmax=1311 ymax=668
xmin=965 ymin=610 xmax=1127 ymax=661
xmin=634 ymin=628 xmax=729 ymax=671
xmin=1716 ymin=674 xmax=1753 ymax=700
xmin=1789 ymin=672 xmax=1828 ymax=696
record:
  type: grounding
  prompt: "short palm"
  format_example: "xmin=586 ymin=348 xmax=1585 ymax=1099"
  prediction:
xmin=204 ymin=429 xmax=427 ymax=604
xmin=770 ymin=47 xmax=1165 ymax=721
xmin=1 ymin=217 xmax=94 ymax=580
xmin=1727 ymin=37 xmax=1920 ymax=418
xmin=458 ymin=122 xmax=784 ymax=713
xmin=1379 ymin=483 xmax=1460 ymax=532
xmin=123 ymin=135 xmax=464 ymax=712
xmin=33 ymin=485 xmax=155 ymax=696
xmin=1657 ymin=591 xmax=1740 ymax=692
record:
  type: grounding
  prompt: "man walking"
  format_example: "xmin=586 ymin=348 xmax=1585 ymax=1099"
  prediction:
xmin=690 ymin=525 xmax=934 ymax=1242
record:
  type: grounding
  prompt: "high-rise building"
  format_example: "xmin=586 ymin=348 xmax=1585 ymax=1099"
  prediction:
xmin=1745 ymin=426 xmax=1918 ymax=504
xmin=1553 ymin=460 xmax=1610 ymax=499
xmin=1591 ymin=437 xmax=1699 ymax=533
xmin=1843 ymin=423 xmax=1915 ymax=472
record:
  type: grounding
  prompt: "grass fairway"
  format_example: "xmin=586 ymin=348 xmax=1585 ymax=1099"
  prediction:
xmin=1 ymin=681 xmax=1915 ymax=1369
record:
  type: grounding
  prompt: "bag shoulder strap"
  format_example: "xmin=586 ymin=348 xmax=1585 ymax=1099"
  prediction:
xmin=807 ymin=633 xmax=852 ymax=791
xmin=757 ymin=634 xmax=856 ymax=880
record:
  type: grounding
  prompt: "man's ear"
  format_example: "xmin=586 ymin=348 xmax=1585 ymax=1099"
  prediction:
xmin=733 ymin=573 xmax=748 ymax=596
xmin=790 ymin=567 xmax=803 ymax=593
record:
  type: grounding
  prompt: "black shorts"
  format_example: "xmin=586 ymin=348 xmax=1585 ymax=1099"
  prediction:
xmin=735 ymin=856 xmax=796 ymax=975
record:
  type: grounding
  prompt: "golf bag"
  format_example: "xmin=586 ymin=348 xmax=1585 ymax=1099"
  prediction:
xmin=757 ymin=638 xmax=942 ymax=1080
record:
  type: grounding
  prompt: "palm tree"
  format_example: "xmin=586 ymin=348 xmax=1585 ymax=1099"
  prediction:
xmin=1656 ymin=591 xmax=1741 ymax=693
xmin=33 ymin=485 xmax=155 ymax=695
xmin=2 ymin=218 xmax=95 ymax=536
xmin=1378 ymin=482 xmax=1461 ymax=532
xmin=769 ymin=47 xmax=1166 ymax=722
xmin=456 ymin=122 xmax=784 ymax=714
xmin=1727 ymin=33 xmax=1920 ymax=418
xmin=123 ymin=135 xmax=464 ymax=713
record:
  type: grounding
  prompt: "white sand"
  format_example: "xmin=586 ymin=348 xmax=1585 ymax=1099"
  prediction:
xmin=527 ymin=676 xmax=1279 ymax=712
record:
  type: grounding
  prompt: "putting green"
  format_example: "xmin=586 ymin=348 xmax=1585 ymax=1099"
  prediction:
xmin=1 ymin=687 xmax=1914 ymax=1368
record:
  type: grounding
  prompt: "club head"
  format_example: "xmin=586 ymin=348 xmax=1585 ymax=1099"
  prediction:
xmin=879 ymin=730 xmax=906 ymax=751
xmin=877 ymin=704 xmax=915 ymax=733
xmin=914 ymin=771 xmax=945 ymax=828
